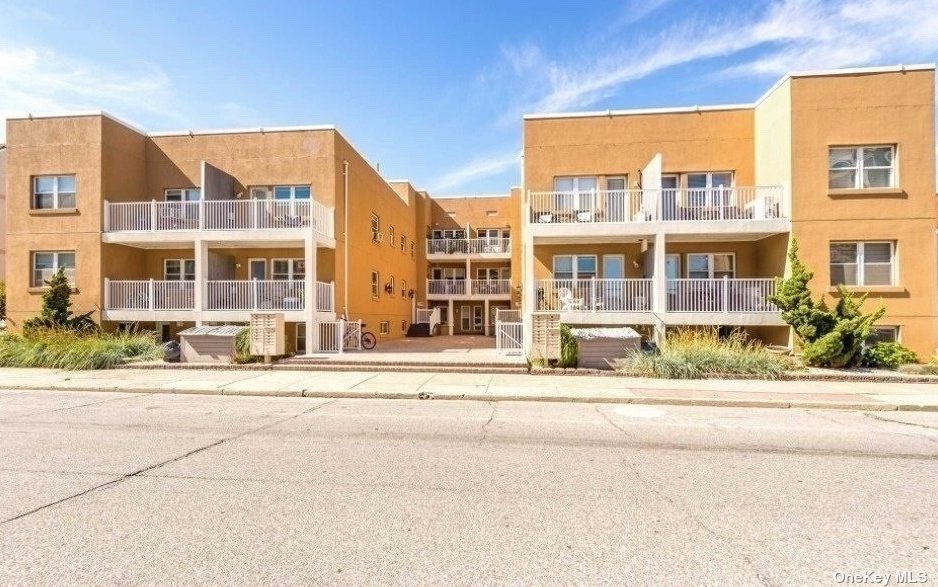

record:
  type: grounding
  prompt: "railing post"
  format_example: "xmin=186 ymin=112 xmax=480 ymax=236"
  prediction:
xmin=591 ymin=276 xmax=597 ymax=312
xmin=252 ymin=279 xmax=258 ymax=310
xmin=103 ymin=200 xmax=110 ymax=232
xmin=104 ymin=278 xmax=111 ymax=310
xmin=198 ymin=199 xmax=204 ymax=230
xmin=150 ymin=200 xmax=157 ymax=231
xmin=251 ymin=200 xmax=258 ymax=230
xmin=148 ymin=278 xmax=155 ymax=311
xmin=722 ymin=275 xmax=729 ymax=312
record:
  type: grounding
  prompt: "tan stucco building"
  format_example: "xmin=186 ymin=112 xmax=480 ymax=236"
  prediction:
xmin=522 ymin=64 xmax=938 ymax=357
xmin=3 ymin=64 xmax=936 ymax=357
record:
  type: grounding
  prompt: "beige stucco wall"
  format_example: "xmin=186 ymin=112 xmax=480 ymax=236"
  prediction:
xmin=789 ymin=69 xmax=937 ymax=356
xmin=0 ymin=146 xmax=6 ymax=281
xmin=754 ymin=79 xmax=792 ymax=192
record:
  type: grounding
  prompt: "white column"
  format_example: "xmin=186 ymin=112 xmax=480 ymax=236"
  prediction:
xmin=523 ymin=224 xmax=536 ymax=355
xmin=305 ymin=236 xmax=318 ymax=354
xmin=448 ymin=299 xmax=454 ymax=336
xmin=194 ymin=239 xmax=209 ymax=325
xmin=652 ymin=231 xmax=667 ymax=345
xmin=484 ymin=299 xmax=490 ymax=336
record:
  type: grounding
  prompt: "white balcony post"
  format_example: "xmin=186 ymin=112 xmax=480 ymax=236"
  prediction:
xmin=653 ymin=232 xmax=667 ymax=314
xmin=104 ymin=278 xmax=111 ymax=310
xmin=304 ymin=236 xmax=318 ymax=354
xmin=484 ymin=299 xmax=490 ymax=336
xmin=591 ymin=276 xmax=597 ymax=312
xmin=148 ymin=278 xmax=155 ymax=311
xmin=448 ymin=299 xmax=454 ymax=336
xmin=194 ymin=240 xmax=208 ymax=325
xmin=198 ymin=199 xmax=205 ymax=230
xmin=251 ymin=200 xmax=258 ymax=230
xmin=722 ymin=275 xmax=729 ymax=313
xmin=150 ymin=199 xmax=157 ymax=231
xmin=252 ymin=279 xmax=258 ymax=310
xmin=103 ymin=200 xmax=110 ymax=232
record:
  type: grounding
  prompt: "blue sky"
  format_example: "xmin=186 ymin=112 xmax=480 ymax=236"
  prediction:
xmin=1 ymin=0 xmax=936 ymax=193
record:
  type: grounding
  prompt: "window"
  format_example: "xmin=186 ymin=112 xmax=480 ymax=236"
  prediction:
xmin=371 ymin=213 xmax=381 ymax=242
xmin=401 ymin=279 xmax=408 ymax=298
xmin=553 ymin=176 xmax=598 ymax=211
xmin=606 ymin=176 xmax=627 ymax=191
xmin=272 ymin=259 xmax=305 ymax=281
xmin=388 ymin=275 xmax=395 ymax=294
xmin=165 ymin=188 xmax=201 ymax=202
xmin=410 ymin=240 xmax=415 ymax=258
xmin=400 ymin=235 xmax=407 ymax=253
xmin=401 ymin=320 xmax=407 ymax=334
xmin=164 ymin=259 xmax=196 ymax=281
xmin=388 ymin=225 xmax=395 ymax=248
xmin=296 ymin=323 xmax=306 ymax=354
xmin=379 ymin=321 xmax=390 ymax=335
xmin=687 ymin=253 xmax=735 ymax=279
xmin=371 ymin=271 xmax=380 ymax=299
xmin=686 ymin=172 xmax=733 ymax=207
xmin=31 ymin=251 xmax=75 ymax=287
xmin=830 ymin=242 xmax=894 ymax=286
xmin=553 ymin=255 xmax=597 ymax=280
xmin=273 ymin=185 xmax=311 ymax=200
xmin=33 ymin=175 xmax=76 ymax=209
xmin=870 ymin=326 xmax=899 ymax=344
xmin=829 ymin=146 xmax=895 ymax=189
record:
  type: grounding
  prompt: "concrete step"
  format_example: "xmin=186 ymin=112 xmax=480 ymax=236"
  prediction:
xmin=273 ymin=362 xmax=529 ymax=374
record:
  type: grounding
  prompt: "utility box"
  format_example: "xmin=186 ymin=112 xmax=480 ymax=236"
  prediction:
xmin=569 ymin=327 xmax=642 ymax=370
xmin=250 ymin=312 xmax=285 ymax=356
xmin=178 ymin=325 xmax=248 ymax=364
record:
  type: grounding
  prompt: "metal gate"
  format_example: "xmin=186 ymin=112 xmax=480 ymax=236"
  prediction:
xmin=495 ymin=321 xmax=525 ymax=355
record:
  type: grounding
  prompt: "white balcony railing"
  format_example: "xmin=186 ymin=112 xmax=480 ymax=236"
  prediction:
xmin=528 ymin=186 xmax=785 ymax=225
xmin=426 ymin=238 xmax=511 ymax=255
xmin=536 ymin=278 xmax=653 ymax=312
xmin=104 ymin=199 xmax=335 ymax=238
xmin=316 ymin=281 xmax=335 ymax=313
xmin=667 ymin=278 xmax=778 ymax=313
xmin=427 ymin=279 xmax=512 ymax=297
xmin=207 ymin=280 xmax=308 ymax=311
xmin=106 ymin=279 xmax=195 ymax=310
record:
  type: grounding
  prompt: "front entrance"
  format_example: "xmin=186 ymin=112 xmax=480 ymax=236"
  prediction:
xmin=458 ymin=303 xmax=484 ymax=334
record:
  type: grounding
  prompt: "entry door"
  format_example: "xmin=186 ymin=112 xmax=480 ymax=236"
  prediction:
xmin=661 ymin=175 xmax=679 ymax=220
xmin=249 ymin=260 xmax=266 ymax=280
xmin=666 ymin=254 xmax=680 ymax=294
xmin=602 ymin=255 xmax=624 ymax=279
xmin=472 ymin=305 xmax=484 ymax=332
xmin=460 ymin=304 xmax=472 ymax=332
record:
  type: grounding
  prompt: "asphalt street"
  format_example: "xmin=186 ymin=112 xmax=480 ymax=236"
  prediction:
xmin=1 ymin=389 xmax=936 ymax=585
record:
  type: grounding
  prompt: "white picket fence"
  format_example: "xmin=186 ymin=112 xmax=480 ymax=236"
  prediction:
xmin=316 ymin=319 xmax=362 ymax=353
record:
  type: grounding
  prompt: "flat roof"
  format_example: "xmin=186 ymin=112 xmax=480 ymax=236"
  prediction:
xmin=523 ymin=63 xmax=936 ymax=120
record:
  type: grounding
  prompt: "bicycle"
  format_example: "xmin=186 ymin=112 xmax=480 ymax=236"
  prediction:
xmin=341 ymin=319 xmax=376 ymax=350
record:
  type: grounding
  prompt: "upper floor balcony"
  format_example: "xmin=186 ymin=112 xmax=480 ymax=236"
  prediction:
xmin=102 ymin=199 xmax=335 ymax=244
xmin=426 ymin=237 xmax=511 ymax=259
xmin=427 ymin=278 xmax=512 ymax=299
xmin=527 ymin=186 xmax=789 ymax=239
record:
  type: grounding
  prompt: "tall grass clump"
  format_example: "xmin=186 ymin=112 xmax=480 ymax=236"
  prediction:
xmin=618 ymin=329 xmax=794 ymax=380
xmin=0 ymin=330 xmax=162 ymax=370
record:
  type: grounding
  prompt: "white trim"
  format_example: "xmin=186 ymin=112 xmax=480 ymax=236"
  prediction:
xmin=271 ymin=258 xmax=305 ymax=280
xmin=148 ymin=124 xmax=336 ymax=137
xmin=430 ymin=193 xmax=513 ymax=200
xmin=685 ymin=252 xmax=736 ymax=279
xmin=163 ymin=258 xmax=196 ymax=281
xmin=830 ymin=241 xmax=896 ymax=287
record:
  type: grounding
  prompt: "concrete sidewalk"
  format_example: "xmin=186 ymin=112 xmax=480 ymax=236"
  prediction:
xmin=0 ymin=367 xmax=936 ymax=411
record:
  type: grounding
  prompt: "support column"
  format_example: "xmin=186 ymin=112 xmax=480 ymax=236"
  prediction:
xmin=194 ymin=239 xmax=209 ymax=325
xmin=484 ymin=299 xmax=490 ymax=336
xmin=523 ymin=231 xmax=536 ymax=355
xmin=448 ymin=299 xmax=454 ymax=336
xmin=652 ymin=231 xmax=667 ymax=346
xmin=304 ymin=236 xmax=318 ymax=354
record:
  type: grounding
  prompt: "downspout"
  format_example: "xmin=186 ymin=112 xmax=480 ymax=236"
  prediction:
xmin=343 ymin=160 xmax=350 ymax=318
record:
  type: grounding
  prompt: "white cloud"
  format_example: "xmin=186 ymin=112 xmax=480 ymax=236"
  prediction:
xmin=430 ymin=150 xmax=519 ymax=192
xmin=0 ymin=45 xmax=181 ymax=142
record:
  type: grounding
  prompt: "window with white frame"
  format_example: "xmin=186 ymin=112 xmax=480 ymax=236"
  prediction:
xmin=388 ymin=225 xmax=395 ymax=248
xmin=164 ymin=188 xmax=201 ymax=202
xmin=272 ymin=185 xmax=311 ymax=200
xmin=371 ymin=213 xmax=381 ymax=242
xmin=830 ymin=242 xmax=895 ymax=286
xmin=388 ymin=275 xmax=395 ymax=294
xmin=371 ymin=271 xmax=380 ymax=298
xmin=828 ymin=146 xmax=895 ymax=189
xmin=272 ymin=259 xmax=305 ymax=281
xmin=606 ymin=176 xmax=627 ymax=191
xmin=431 ymin=267 xmax=466 ymax=280
xmin=553 ymin=255 xmax=597 ymax=280
xmin=164 ymin=259 xmax=195 ymax=281
xmin=685 ymin=172 xmax=734 ymax=207
xmin=400 ymin=235 xmax=407 ymax=253
xmin=379 ymin=321 xmax=390 ymax=335
xmin=33 ymin=175 xmax=76 ymax=209
xmin=401 ymin=279 xmax=408 ymax=298
xmin=31 ymin=251 xmax=75 ymax=287
xmin=410 ymin=240 xmax=415 ymax=258
xmin=870 ymin=326 xmax=899 ymax=344
xmin=553 ymin=176 xmax=598 ymax=211
xmin=687 ymin=253 xmax=735 ymax=279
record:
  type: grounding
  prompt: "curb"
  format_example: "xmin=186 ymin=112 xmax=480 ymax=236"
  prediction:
xmin=8 ymin=384 xmax=937 ymax=412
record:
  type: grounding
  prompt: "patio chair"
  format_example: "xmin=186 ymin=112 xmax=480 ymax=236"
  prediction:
xmin=558 ymin=287 xmax=584 ymax=311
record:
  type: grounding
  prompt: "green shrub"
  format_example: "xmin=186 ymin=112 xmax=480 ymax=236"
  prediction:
xmin=232 ymin=329 xmax=259 ymax=364
xmin=22 ymin=269 xmax=96 ymax=333
xmin=617 ymin=328 xmax=794 ymax=380
xmin=0 ymin=281 xmax=6 ymax=322
xmin=862 ymin=342 xmax=918 ymax=369
xmin=0 ymin=330 xmax=161 ymax=370
xmin=770 ymin=239 xmax=884 ymax=368
xmin=557 ymin=324 xmax=578 ymax=368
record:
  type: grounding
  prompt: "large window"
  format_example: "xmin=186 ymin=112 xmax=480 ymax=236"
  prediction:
xmin=164 ymin=259 xmax=195 ymax=281
xmin=686 ymin=172 xmax=734 ymax=207
xmin=273 ymin=185 xmax=311 ymax=200
xmin=371 ymin=213 xmax=381 ymax=242
xmin=33 ymin=175 xmax=76 ymax=209
xmin=553 ymin=176 xmax=598 ymax=211
xmin=371 ymin=271 xmax=380 ymax=299
xmin=31 ymin=251 xmax=75 ymax=287
xmin=830 ymin=242 xmax=894 ymax=286
xmin=828 ymin=146 xmax=895 ymax=189
xmin=165 ymin=188 xmax=201 ymax=202
xmin=687 ymin=253 xmax=735 ymax=279
xmin=272 ymin=259 xmax=305 ymax=280
xmin=553 ymin=255 xmax=597 ymax=280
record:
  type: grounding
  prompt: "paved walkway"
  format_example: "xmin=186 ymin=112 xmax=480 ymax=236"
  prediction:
xmin=284 ymin=335 xmax=526 ymax=366
xmin=0 ymin=367 xmax=935 ymax=410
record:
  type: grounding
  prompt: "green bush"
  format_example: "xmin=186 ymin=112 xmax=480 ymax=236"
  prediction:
xmin=22 ymin=268 xmax=96 ymax=333
xmin=617 ymin=328 xmax=794 ymax=380
xmin=232 ymin=329 xmax=259 ymax=364
xmin=862 ymin=342 xmax=918 ymax=369
xmin=0 ymin=281 xmax=6 ymax=322
xmin=557 ymin=324 xmax=578 ymax=368
xmin=770 ymin=239 xmax=884 ymax=368
xmin=0 ymin=330 xmax=161 ymax=370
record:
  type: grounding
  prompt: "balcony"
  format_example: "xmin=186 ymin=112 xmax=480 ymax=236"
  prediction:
xmin=104 ymin=279 xmax=334 ymax=318
xmin=527 ymin=187 xmax=788 ymax=238
xmin=103 ymin=199 xmax=335 ymax=240
xmin=426 ymin=238 xmax=511 ymax=257
xmin=536 ymin=278 xmax=653 ymax=312
xmin=427 ymin=278 xmax=512 ymax=298
xmin=666 ymin=278 xmax=777 ymax=313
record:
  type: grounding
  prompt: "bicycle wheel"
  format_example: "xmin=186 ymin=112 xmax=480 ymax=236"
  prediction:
xmin=360 ymin=332 xmax=377 ymax=350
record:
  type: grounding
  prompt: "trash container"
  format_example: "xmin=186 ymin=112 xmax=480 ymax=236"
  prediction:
xmin=163 ymin=340 xmax=181 ymax=363
xmin=569 ymin=327 xmax=642 ymax=370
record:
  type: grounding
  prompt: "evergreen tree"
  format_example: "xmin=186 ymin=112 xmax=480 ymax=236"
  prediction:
xmin=23 ymin=268 xmax=96 ymax=332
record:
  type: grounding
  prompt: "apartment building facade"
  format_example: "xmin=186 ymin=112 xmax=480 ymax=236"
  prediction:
xmin=522 ymin=65 xmax=938 ymax=357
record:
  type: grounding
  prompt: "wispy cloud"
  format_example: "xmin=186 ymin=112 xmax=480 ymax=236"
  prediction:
xmin=430 ymin=150 xmax=519 ymax=192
